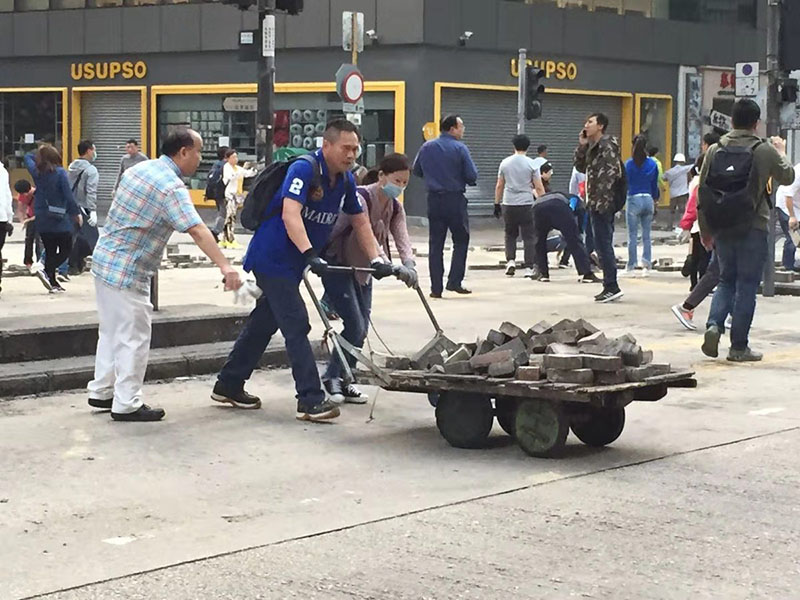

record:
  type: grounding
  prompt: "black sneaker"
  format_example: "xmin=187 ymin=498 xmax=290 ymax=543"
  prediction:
xmin=323 ymin=378 xmax=345 ymax=404
xmin=595 ymin=289 xmax=624 ymax=303
xmin=536 ymin=275 xmax=550 ymax=282
xmin=111 ymin=404 xmax=166 ymax=422
xmin=35 ymin=269 xmax=52 ymax=291
xmin=580 ymin=273 xmax=601 ymax=284
xmin=342 ymin=383 xmax=368 ymax=405
xmin=296 ymin=399 xmax=340 ymax=422
xmin=211 ymin=381 xmax=262 ymax=409
xmin=701 ymin=325 xmax=721 ymax=358
xmin=88 ymin=397 xmax=112 ymax=410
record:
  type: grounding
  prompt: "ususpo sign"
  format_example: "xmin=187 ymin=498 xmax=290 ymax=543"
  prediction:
xmin=70 ymin=61 xmax=147 ymax=81
xmin=511 ymin=58 xmax=578 ymax=81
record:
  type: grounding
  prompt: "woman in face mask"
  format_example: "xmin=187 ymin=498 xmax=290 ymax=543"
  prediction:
xmin=320 ymin=153 xmax=417 ymax=404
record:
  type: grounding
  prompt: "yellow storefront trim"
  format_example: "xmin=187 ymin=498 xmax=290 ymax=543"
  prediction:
xmin=151 ymin=81 xmax=406 ymax=207
xmin=433 ymin=82 xmax=636 ymax=161
xmin=0 ymin=87 xmax=69 ymax=164
xmin=69 ymin=86 xmax=148 ymax=162
xmin=635 ymin=93 xmax=674 ymax=206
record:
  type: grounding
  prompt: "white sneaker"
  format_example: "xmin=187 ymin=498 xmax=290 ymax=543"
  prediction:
xmin=725 ymin=315 xmax=733 ymax=329
xmin=641 ymin=268 xmax=650 ymax=278
xmin=523 ymin=268 xmax=534 ymax=278
xmin=620 ymin=269 xmax=636 ymax=278
xmin=505 ymin=261 xmax=516 ymax=277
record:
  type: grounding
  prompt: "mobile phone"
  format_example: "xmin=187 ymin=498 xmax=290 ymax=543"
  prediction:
xmin=581 ymin=129 xmax=587 ymax=137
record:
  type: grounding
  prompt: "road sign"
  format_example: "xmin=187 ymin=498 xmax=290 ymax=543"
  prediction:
xmin=342 ymin=99 xmax=365 ymax=114
xmin=262 ymin=14 xmax=276 ymax=58
xmin=709 ymin=110 xmax=732 ymax=132
xmin=336 ymin=63 xmax=365 ymax=104
xmin=342 ymin=11 xmax=364 ymax=52
xmin=736 ymin=62 xmax=760 ymax=98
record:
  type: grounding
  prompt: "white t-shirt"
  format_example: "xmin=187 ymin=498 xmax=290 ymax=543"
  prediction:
xmin=776 ymin=163 xmax=800 ymax=218
xmin=569 ymin=167 xmax=586 ymax=197
xmin=498 ymin=154 xmax=540 ymax=206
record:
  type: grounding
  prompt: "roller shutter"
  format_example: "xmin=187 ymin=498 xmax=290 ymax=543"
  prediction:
xmin=441 ymin=88 xmax=623 ymax=216
xmin=80 ymin=91 xmax=143 ymax=218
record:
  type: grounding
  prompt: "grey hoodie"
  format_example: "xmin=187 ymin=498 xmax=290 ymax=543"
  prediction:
xmin=67 ymin=158 xmax=99 ymax=211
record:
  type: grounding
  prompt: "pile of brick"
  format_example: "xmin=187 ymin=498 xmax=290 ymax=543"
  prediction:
xmin=381 ymin=318 xmax=670 ymax=385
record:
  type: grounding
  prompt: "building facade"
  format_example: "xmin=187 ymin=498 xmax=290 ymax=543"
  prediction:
xmin=0 ymin=0 xmax=765 ymax=216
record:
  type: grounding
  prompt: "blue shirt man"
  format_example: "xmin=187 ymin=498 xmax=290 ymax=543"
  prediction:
xmin=412 ymin=114 xmax=478 ymax=297
xmin=215 ymin=120 xmax=395 ymax=423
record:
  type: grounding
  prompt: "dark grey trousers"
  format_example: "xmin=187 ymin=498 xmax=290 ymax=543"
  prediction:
xmin=684 ymin=250 xmax=720 ymax=310
xmin=503 ymin=204 xmax=535 ymax=267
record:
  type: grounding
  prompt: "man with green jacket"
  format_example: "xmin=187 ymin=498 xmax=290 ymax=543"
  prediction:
xmin=698 ymin=99 xmax=795 ymax=362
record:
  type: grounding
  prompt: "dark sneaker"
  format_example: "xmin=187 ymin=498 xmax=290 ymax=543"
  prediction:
xmin=111 ymin=404 xmax=166 ymax=422
xmin=211 ymin=381 xmax=262 ymax=409
xmin=88 ymin=397 xmax=112 ymax=410
xmin=429 ymin=292 xmax=442 ymax=299
xmin=57 ymin=273 xmax=70 ymax=283
xmin=323 ymin=378 xmax=345 ymax=404
xmin=595 ymin=289 xmax=624 ymax=303
xmin=701 ymin=325 xmax=721 ymax=358
xmin=727 ymin=347 xmax=763 ymax=362
xmin=296 ymin=399 xmax=341 ymax=422
xmin=342 ymin=383 xmax=368 ymax=404
xmin=35 ymin=269 xmax=52 ymax=291
xmin=580 ymin=273 xmax=601 ymax=284
xmin=536 ymin=275 xmax=550 ymax=282
xmin=445 ymin=285 xmax=472 ymax=294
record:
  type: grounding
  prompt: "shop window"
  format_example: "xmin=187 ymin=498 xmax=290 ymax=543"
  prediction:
xmin=156 ymin=91 xmax=396 ymax=194
xmin=1 ymin=91 xmax=64 ymax=187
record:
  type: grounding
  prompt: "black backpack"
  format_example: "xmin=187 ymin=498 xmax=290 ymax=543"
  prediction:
xmin=699 ymin=140 xmax=763 ymax=235
xmin=204 ymin=160 xmax=226 ymax=201
xmin=611 ymin=158 xmax=628 ymax=213
xmin=240 ymin=154 xmax=321 ymax=231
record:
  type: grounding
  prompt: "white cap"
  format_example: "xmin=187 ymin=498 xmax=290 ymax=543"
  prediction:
xmin=673 ymin=153 xmax=686 ymax=163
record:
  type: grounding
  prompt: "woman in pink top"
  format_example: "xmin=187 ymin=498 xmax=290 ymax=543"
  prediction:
xmin=321 ymin=153 xmax=417 ymax=403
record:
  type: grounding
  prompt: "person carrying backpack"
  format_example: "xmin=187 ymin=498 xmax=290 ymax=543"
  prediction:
xmin=211 ymin=119 xmax=401 ymax=423
xmin=205 ymin=146 xmax=228 ymax=241
xmin=698 ymin=99 xmax=795 ymax=362
xmin=573 ymin=112 xmax=625 ymax=303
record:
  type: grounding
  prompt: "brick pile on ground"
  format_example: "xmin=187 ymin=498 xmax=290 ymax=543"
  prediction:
xmin=380 ymin=318 xmax=671 ymax=385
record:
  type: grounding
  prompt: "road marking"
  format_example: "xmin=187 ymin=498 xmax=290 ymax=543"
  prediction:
xmin=102 ymin=536 xmax=137 ymax=546
xmin=748 ymin=407 xmax=786 ymax=416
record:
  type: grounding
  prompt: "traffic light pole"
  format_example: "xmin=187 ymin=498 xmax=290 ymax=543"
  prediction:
xmin=763 ymin=0 xmax=783 ymax=297
xmin=258 ymin=0 xmax=276 ymax=166
xmin=517 ymin=48 xmax=527 ymax=135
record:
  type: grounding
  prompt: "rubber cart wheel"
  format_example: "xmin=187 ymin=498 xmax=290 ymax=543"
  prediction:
xmin=514 ymin=399 xmax=569 ymax=458
xmin=570 ymin=407 xmax=626 ymax=447
xmin=495 ymin=397 xmax=518 ymax=437
xmin=435 ymin=392 xmax=494 ymax=449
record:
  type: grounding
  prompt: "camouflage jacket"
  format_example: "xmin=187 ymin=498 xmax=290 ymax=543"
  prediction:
xmin=573 ymin=135 xmax=622 ymax=215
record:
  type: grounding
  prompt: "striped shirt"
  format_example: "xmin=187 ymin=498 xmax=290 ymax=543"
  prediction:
xmin=92 ymin=156 xmax=203 ymax=293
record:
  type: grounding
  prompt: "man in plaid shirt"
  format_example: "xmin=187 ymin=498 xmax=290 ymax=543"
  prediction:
xmin=89 ymin=129 xmax=243 ymax=422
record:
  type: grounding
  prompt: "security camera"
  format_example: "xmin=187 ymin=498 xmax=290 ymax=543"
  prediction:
xmin=366 ymin=29 xmax=380 ymax=44
xmin=458 ymin=31 xmax=474 ymax=46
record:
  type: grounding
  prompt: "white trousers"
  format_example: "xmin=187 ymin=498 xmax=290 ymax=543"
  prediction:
xmin=87 ymin=278 xmax=153 ymax=414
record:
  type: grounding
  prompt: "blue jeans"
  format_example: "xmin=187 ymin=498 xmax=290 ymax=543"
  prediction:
xmin=217 ymin=273 xmax=325 ymax=409
xmin=590 ymin=210 xmax=618 ymax=291
xmin=707 ymin=228 xmax=768 ymax=351
xmin=777 ymin=209 xmax=796 ymax=271
xmin=625 ymin=193 xmax=654 ymax=270
xmin=428 ymin=192 xmax=470 ymax=294
xmin=321 ymin=271 xmax=373 ymax=381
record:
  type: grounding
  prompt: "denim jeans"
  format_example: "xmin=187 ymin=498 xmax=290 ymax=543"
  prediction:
xmin=590 ymin=210 xmax=618 ymax=291
xmin=321 ymin=271 xmax=373 ymax=382
xmin=707 ymin=228 xmax=768 ymax=351
xmin=776 ymin=209 xmax=797 ymax=271
xmin=217 ymin=273 xmax=325 ymax=409
xmin=625 ymin=193 xmax=654 ymax=270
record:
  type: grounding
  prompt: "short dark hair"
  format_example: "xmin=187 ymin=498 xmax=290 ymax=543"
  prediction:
xmin=648 ymin=146 xmax=659 ymax=156
xmin=589 ymin=112 xmax=609 ymax=132
xmin=77 ymin=140 xmax=94 ymax=156
xmin=323 ymin=118 xmax=361 ymax=142
xmin=440 ymin=114 xmax=461 ymax=133
xmin=540 ymin=162 xmax=553 ymax=174
xmin=379 ymin=152 xmax=410 ymax=175
xmin=217 ymin=146 xmax=229 ymax=160
xmin=161 ymin=129 xmax=197 ymax=157
xmin=512 ymin=134 xmax=531 ymax=152
xmin=224 ymin=148 xmax=237 ymax=159
xmin=126 ymin=138 xmax=138 ymax=146
xmin=732 ymin=99 xmax=761 ymax=130
xmin=703 ymin=131 xmax=721 ymax=147
xmin=537 ymin=144 xmax=547 ymax=155
xmin=14 ymin=179 xmax=31 ymax=194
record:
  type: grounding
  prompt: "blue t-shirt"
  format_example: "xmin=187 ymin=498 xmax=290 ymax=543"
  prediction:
xmin=244 ymin=150 xmax=362 ymax=280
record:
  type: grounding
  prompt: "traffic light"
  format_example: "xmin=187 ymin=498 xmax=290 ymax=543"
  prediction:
xmin=524 ymin=66 xmax=545 ymax=120
xmin=781 ymin=0 xmax=800 ymax=70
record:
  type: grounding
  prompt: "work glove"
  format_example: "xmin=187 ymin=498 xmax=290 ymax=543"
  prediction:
xmin=678 ymin=229 xmax=691 ymax=244
xmin=370 ymin=258 xmax=395 ymax=280
xmin=493 ymin=204 xmax=502 ymax=219
xmin=394 ymin=259 xmax=418 ymax=288
xmin=303 ymin=249 xmax=329 ymax=276
xmin=87 ymin=210 xmax=97 ymax=228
